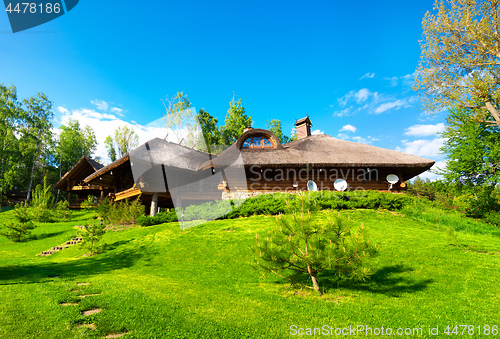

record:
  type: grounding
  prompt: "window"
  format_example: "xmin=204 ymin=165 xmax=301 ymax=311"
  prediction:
xmin=241 ymin=135 xmax=274 ymax=148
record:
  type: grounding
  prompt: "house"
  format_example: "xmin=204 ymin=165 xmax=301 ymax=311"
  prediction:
xmin=81 ymin=117 xmax=434 ymax=215
xmin=54 ymin=156 xmax=107 ymax=208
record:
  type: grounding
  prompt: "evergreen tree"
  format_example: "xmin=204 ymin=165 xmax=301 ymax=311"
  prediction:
xmin=253 ymin=193 xmax=376 ymax=296
xmin=222 ymin=95 xmax=252 ymax=145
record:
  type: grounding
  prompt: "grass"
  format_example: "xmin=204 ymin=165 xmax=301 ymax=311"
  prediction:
xmin=0 ymin=205 xmax=499 ymax=338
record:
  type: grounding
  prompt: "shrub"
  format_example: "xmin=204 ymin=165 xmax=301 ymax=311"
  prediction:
xmin=137 ymin=209 xmax=178 ymax=226
xmin=99 ymin=197 xmax=144 ymax=226
xmin=54 ymin=200 xmax=72 ymax=221
xmin=1 ymin=205 xmax=36 ymax=242
xmin=30 ymin=178 xmax=54 ymax=209
xmin=485 ymin=211 xmax=500 ymax=227
xmin=79 ymin=218 xmax=106 ymax=255
xmin=252 ymin=192 xmax=376 ymax=296
xmin=80 ymin=195 xmax=97 ymax=209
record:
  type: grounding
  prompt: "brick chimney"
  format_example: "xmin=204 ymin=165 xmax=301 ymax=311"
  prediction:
xmin=294 ymin=117 xmax=312 ymax=139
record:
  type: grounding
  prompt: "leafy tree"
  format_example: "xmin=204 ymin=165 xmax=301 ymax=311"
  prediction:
xmin=253 ymin=193 xmax=376 ymax=296
xmin=55 ymin=119 xmax=97 ymax=175
xmin=222 ymin=94 xmax=252 ymax=145
xmin=114 ymin=125 xmax=139 ymax=157
xmin=414 ymin=0 xmax=500 ymax=129
xmin=266 ymin=119 xmax=292 ymax=144
xmin=1 ymin=205 xmax=35 ymax=242
xmin=0 ymin=85 xmax=54 ymax=209
xmin=19 ymin=93 xmax=54 ymax=203
xmin=197 ymin=108 xmax=222 ymax=153
xmin=441 ymin=107 xmax=500 ymax=185
xmin=0 ymin=84 xmax=22 ymax=209
xmin=104 ymin=125 xmax=139 ymax=162
xmin=163 ymin=91 xmax=202 ymax=148
xmin=104 ymin=135 xmax=117 ymax=162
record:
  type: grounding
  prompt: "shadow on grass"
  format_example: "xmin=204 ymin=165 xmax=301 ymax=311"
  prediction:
xmin=0 ymin=239 xmax=143 ymax=285
xmin=31 ymin=231 xmax=66 ymax=241
xmin=322 ymin=264 xmax=433 ymax=296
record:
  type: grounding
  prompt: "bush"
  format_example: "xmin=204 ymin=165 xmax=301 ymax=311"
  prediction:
xmin=252 ymin=192 xmax=376 ymax=295
xmin=138 ymin=209 xmax=178 ymax=226
xmin=99 ymin=197 xmax=144 ymax=226
xmin=485 ymin=211 xmax=500 ymax=227
xmin=79 ymin=218 xmax=106 ymax=255
xmin=30 ymin=178 xmax=54 ymax=209
xmin=137 ymin=191 xmax=416 ymax=227
xmin=54 ymin=200 xmax=72 ymax=221
xmin=80 ymin=195 xmax=97 ymax=209
xmin=1 ymin=205 xmax=36 ymax=242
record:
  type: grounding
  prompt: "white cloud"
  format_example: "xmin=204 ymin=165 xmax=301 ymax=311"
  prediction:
xmin=57 ymin=106 xmax=70 ymax=115
xmin=405 ymin=123 xmax=446 ymax=137
xmin=397 ymin=137 xmax=446 ymax=158
xmin=57 ymin=105 xmax=172 ymax=165
xmin=333 ymin=107 xmax=354 ymax=117
xmin=339 ymin=124 xmax=357 ymax=133
xmin=110 ymin=107 xmax=125 ymax=116
xmin=352 ymin=136 xmax=367 ymax=143
xmin=374 ymin=99 xmax=409 ymax=114
xmin=401 ymin=73 xmax=414 ymax=87
xmin=354 ymin=88 xmax=373 ymax=103
xmin=91 ymin=99 xmax=109 ymax=111
xmin=337 ymin=133 xmax=349 ymax=140
xmin=384 ymin=76 xmax=399 ymax=87
xmin=338 ymin=88 xmax=377 ymax=106
xmin=414 ymin=160 xmax=447 ymax=181
xmin=360 ymin=72 xmax=375 ymax=80
xmin=311 ymin=129 xmax=324 ymax=135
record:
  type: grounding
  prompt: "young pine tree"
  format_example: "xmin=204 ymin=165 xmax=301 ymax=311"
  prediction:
xmin=80 ymin=218 xmax=106 ymax=255
xmin=253 ymin=193 xmax=376 ymax=295
xmin=1 ymin=205 xmax=36 ymax=242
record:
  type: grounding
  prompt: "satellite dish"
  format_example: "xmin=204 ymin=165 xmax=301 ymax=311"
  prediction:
xmin=334 ymin=179 xmax=348 ymax=191
xmin=386 ymin=174 xmax=399 ymax=184
xmin=307 ymin=180 xmax=318 ymax=191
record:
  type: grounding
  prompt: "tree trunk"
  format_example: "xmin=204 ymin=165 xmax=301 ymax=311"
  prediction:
xmin=26 ymin=155 xmax=37 ymax=205
xmin=307 ymin=265 xmax=322 ymax=295
xmin=484 ymin=101 xmax=500 ymax=128
xmin=54 ymin=159 xmax=62 ymax=207
xmin=150 ymin=192 xmax=158 ymax=217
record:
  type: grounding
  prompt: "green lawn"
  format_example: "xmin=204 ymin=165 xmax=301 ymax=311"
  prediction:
xmin=0 ymin=207 xmax=499 ymax=338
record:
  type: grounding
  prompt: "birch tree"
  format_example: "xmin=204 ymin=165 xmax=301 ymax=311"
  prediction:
xmin=414 ymin=0 xmax=500 ymax=128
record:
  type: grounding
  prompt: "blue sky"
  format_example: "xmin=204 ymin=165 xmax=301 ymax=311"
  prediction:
xmin=1 ymin=0 xmax=447 ymax=178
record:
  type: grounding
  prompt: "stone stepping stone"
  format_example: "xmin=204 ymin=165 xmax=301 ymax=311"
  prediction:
xmin=60 ymin=302 xmax=78 ymax=306
xmin=76 ymin=282 xmax=90 ymax=286
xmin=81 ymin=308 xmax=101 ymax=316
xmin=78 ymin=323 xmax=96 ymax=330
xmin=77 ymin=293 xmax=101 ymax=298
xmin=105 ymin=333 xmax=128 ymax=338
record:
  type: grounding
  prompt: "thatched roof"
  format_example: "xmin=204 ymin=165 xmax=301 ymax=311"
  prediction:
xmin=84 ymin=138 xmax=214 ymax=186
xmin=84 ymin=130 xmax=435 ymax=188
xmin=54 ymin=156 xmax=104 ymax=190
xmin=129 ymin=138 xmax=213 ymax=172
xmin=199 ymin=133 xmax=434 ymax=179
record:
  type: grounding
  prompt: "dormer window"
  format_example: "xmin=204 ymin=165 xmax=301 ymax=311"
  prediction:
xmin=242 ymin=135 xmax=274 ymax=148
